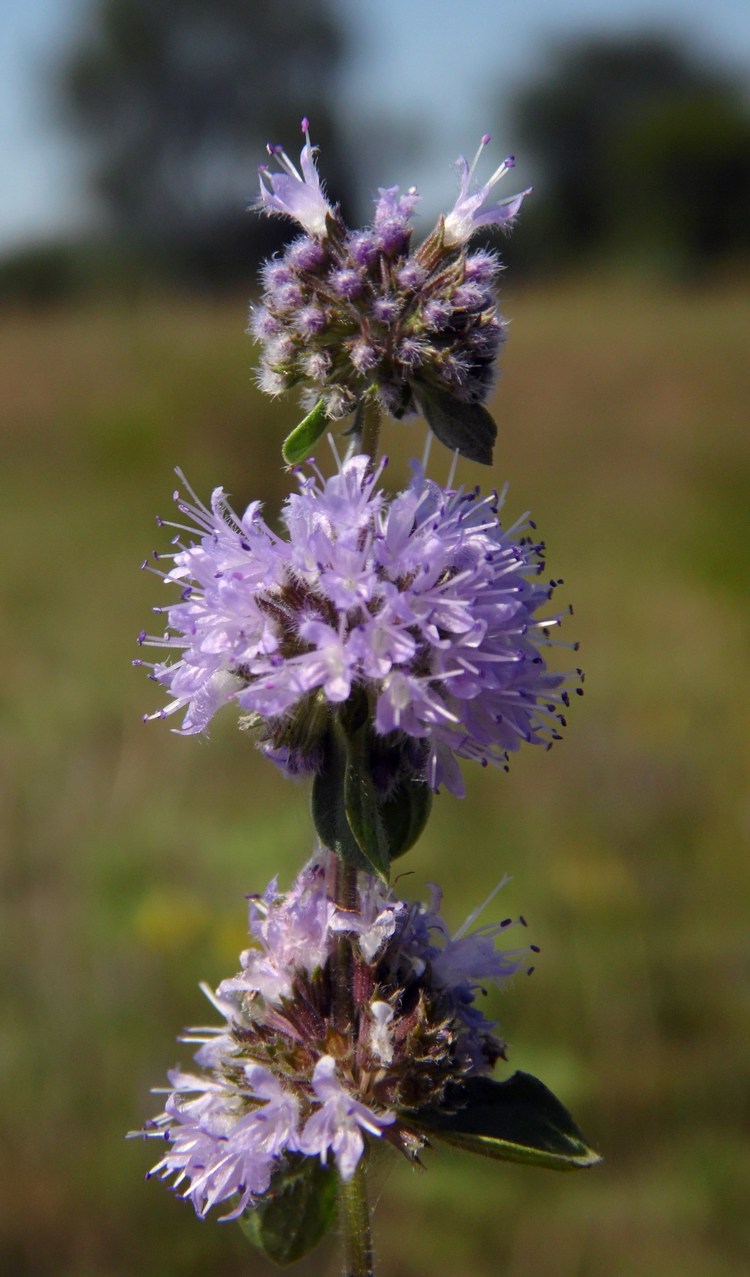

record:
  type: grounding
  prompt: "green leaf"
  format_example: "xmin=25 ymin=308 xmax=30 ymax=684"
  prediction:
xmin=240 ymin=1156 xmax=337 ymax=1266
xmin=311 ymin=718 xmax=430 ymax=875
xmin=415 ymin=383 xmax=497 ymax=465
xmin=343 ymin=724 xmax=391 ymax=880
xmin=380 ymin=776 xmax=432 ymax=859
xmin=311 ymin=721 xmax=373 ymax=874
xmin=409 ymin=1072 xmax=602 ymax=1172
xmin=282 ymin=398 xmax=329 ymax=465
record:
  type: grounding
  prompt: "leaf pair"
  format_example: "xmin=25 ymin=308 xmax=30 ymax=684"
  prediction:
xmin=311 ymin=716 xmax=431 ymax=879
xmin=282 ymin=388 xmax=498 ymax=467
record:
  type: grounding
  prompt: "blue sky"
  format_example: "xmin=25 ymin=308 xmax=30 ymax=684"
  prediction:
xmin=2 ymin=0 xmax=750 ymax=252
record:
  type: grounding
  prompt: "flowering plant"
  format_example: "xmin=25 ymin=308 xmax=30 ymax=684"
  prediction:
xmin=133 ymin=120 xmax=599 ymax=1274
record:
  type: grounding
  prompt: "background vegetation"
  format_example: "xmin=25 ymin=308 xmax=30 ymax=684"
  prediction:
xmin=2 ymin=272 xmax=748 ymax=1276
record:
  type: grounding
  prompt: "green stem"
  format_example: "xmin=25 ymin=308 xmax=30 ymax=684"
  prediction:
xmin=330 ymin=858 xmax=376 ymax=1271
xmin=334 ymin=854 xmax=358 ymax=912
xmin=338 ymin=1158 xmax=375 ymax=1277
xmin=332 ymin=855 xmax=357 ymax=1031
xmin=325 ymin=733 xmax=375 ymax=1273
xmin=358 ymin=397 xmax=382 ymax=467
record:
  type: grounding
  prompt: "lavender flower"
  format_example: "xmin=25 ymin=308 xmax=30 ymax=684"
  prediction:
xmin=256 ymin=118 xmax=334 ymax=238
xmin=250 ymin=123 xmax=525 ymax=442
xmin=137 ymin=456 xmax=580 ymax=796
xmin=144 ymin=1064 xmax=300 ymax=1219
xmin=133 ymin=855 xmax=531 ymax=1218
xmin=298 ymin=1056 xmax=395 ymax=1179
xmin=442 ymin=135 xmax=531 ymax=247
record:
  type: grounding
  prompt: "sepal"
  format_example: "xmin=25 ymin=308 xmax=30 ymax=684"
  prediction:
xmin=409 ymin=1071 xmax=602 ymax=1171
xmin=240 ymin=1155 xmax=337 ymax=1266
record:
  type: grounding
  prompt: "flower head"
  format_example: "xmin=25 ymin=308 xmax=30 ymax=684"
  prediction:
xmin=443 ymin=135 xmax=531 ymax=247
xmin=256 ymin=118 xmax=335 ymax=238
xmin=133 ymin=856 xmax=531 ymax=1217
xmin=137 ymin=457 xmax=580 ymax=795
xmin=250 ymin=126 xmax=526 ymax=450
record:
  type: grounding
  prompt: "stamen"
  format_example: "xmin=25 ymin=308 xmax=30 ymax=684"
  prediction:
xmin=468 ymin=133 xmax=492 ymax=184
xmin=453 ymin=873 xmax=511 ymax=939
xmin=267 ymin=142 xmax=301 ymax=181
xmin=488 ymin=155 xmax=516 ymax=186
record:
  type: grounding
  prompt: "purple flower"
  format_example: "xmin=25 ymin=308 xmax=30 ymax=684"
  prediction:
xmin=350 ymin=337 xmax=379 ymax=373
xmin=287 ymin=236 xmax=328 ymax=272
xmin=397 ymin=260 xmax=427 ymax=290
xmin=298 ymin=1056 xmax=395 ymax=1178
xmin=141 ymin=1063 xmax=300 ymax=1219
xmin=422 ymin=297 xmax=453 ymax=330
xmin=372 ymin=184 xmax=420 ymax=255
xmin=464 ymin=248 xmax=502 ymax=283
xmin=250 ymin=126 xmax=526 ymax=440
xmin=443 ymin=134 xmax=531 ymax=247
xmin=399 ymin=879 xmax=528 ymax=1066
xmin=133 ymin=855 xmax=532 ymax=1217
xmin=138 ymin=457 xmax=579 ymax=795
xmin=371 ymin=295 xmax=401 ymax=324
xmin=329 ymin=267 xmax=364 ymax=299
xmin=248 ymin=306 xmax=280 ymax=341
xmin=256 ymin=118 xmax=334 ymax=238
xmin=348 ymin=230 xmax=380 ymax=268
xmin=218 ymin=859 xmax=335 ymax=1003
xmin=373 ymin=185 xmax=421 ymax=225
xmin=296 ymin=303 xmax=328 ymax=336
xmin=331 ymin=870 xmax=405 ymax=962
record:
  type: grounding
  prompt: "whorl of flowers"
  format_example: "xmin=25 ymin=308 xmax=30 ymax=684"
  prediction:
xmin=133 ymin=856 xmax=532 ymax=1219
xmin=250 ymin=120 xmax=529 ymax=425
xmin=137 ymin=454 xmax=579 ymax=796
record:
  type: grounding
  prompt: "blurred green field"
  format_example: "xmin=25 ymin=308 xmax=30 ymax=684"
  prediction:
xmin=1 ymin=278 xmax=749 ymax=1277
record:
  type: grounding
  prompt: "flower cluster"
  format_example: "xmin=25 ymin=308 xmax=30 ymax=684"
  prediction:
xmin=251 ymin=121 xmax=530 ymax=424
xmin=132 ymin=110 xmax=599 ymax=1261
xmin=137 ymin=455 xmax=578 ymax=795
xmin=134 ymin=856 xmax=531 ymax=1219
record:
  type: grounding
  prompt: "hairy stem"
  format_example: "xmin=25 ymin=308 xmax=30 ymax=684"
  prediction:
xmin=338 ymin=1158 xmax=375 ymax=1277
xmin=334 ymin=854 xmax=358 ymax=912
xmin=332 ymin=855 xmax=357 ymax=1030
xmin=330 ymin=856 xmax=375 ymax=1270
xmin=358 ymin=397 xmax=382 ymax=467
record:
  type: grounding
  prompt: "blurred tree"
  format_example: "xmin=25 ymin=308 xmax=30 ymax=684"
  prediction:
xmin=608 ymin=93 xmax=750 ymax=272
xmin=61 ymin=0 xmax=349 ymax=285
xmin=506 ymin=33 xmax=750 ymax=275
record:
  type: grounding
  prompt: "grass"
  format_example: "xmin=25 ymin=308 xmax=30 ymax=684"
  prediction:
xmin=1 ymin=275 xmax=748 ymax=1276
